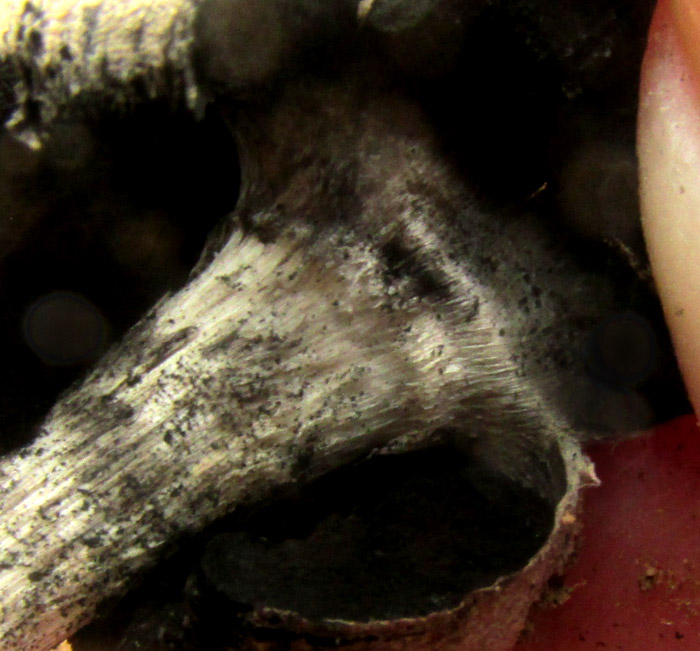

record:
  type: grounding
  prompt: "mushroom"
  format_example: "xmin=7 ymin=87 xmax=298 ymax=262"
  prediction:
xmin=0 ymin=1 xmax=686 ymax=649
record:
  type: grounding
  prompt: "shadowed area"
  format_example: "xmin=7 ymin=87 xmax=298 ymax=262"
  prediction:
xmin=70 ymin=446 xmax=556 ymax=649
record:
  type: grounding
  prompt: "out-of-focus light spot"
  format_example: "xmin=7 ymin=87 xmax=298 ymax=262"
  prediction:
xmin=585 ymin=312 xmax=658 ymax=389
xmin=23 ymin=291 xmax=106 ymax=366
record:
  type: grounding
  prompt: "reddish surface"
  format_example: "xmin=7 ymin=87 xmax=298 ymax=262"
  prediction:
xmin=516 ymin=415 xmax=700 ymax=650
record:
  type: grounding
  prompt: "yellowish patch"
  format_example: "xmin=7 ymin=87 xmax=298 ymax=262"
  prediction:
xmin=50 ymin=642 xmax=72 ymax=651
